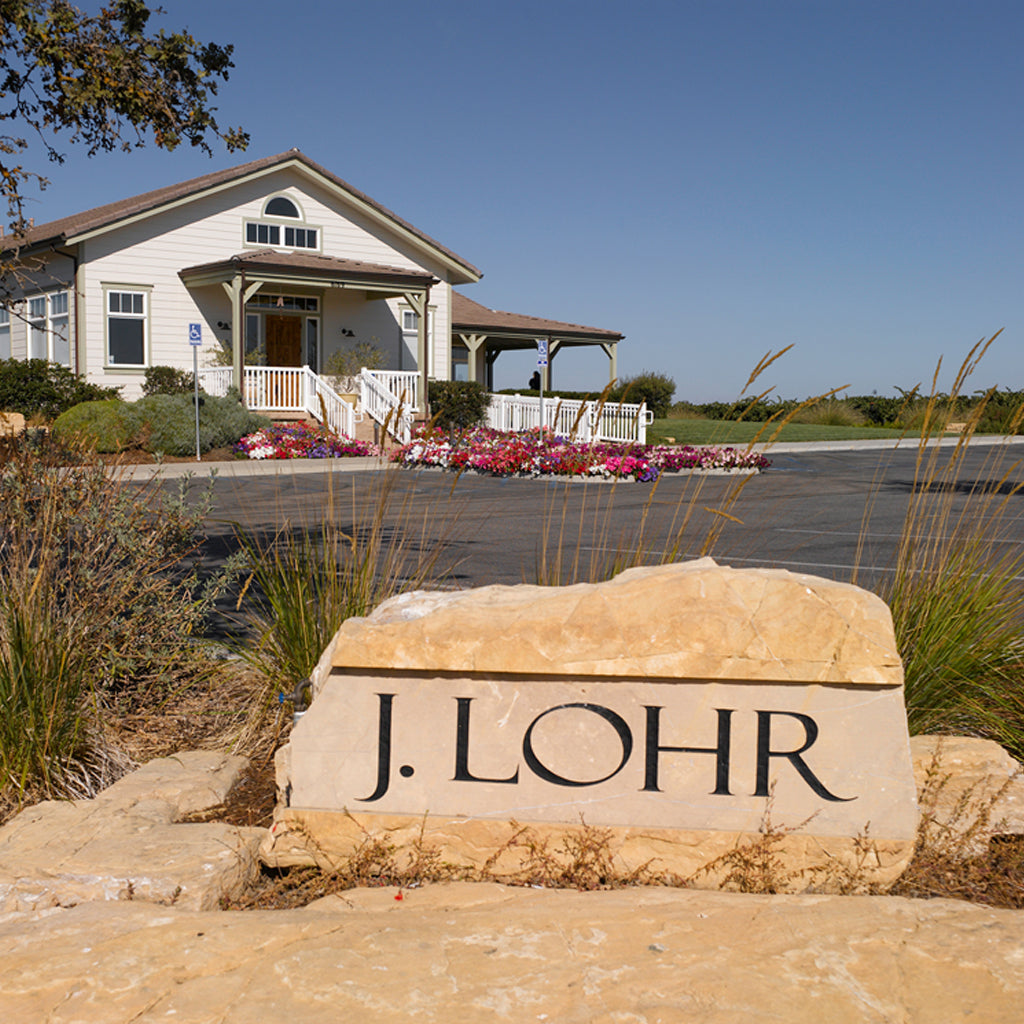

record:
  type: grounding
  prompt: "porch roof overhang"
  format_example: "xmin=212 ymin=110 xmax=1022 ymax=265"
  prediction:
xmin=179 ymin=249 xmax=438 ymax=297
xmin=451 ymin=291 xmax=623 ymax=348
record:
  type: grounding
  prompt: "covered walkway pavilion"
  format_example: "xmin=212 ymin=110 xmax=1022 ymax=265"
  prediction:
xmin=451 ymin=292 xmax=624 ymax=390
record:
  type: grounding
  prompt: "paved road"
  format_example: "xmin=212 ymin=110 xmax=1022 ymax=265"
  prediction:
xmin=149 ymin=439 xmax=1024 ymax=608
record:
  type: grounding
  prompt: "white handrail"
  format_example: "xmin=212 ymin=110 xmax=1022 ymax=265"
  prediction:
xmin=306 ymin=369 xmax=356 ymax=438
xmin=360 ymin=368 xmax=413 ymax=444
xmin=364 ymin=369 xmax=421 ymax=412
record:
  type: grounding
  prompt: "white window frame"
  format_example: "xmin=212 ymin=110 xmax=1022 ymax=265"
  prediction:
xmin=24 ymin=290 xmax=71 ymax=366
xmin=49 ymin=292 xmax=70 ymax=367
xmin=246 ymin=222 xmax=281 ymax=246
xmin=104 ymin=286 xmax=151 ymax=368
xmin=243 ymin=194 xmax=321 ymax=252
xmin=27 ymin=295 xmax=47 ymax=360
xmin=0 ymin=307 xmax=10 ymax=360
xmin=263 ymin=195 xmax=302 ymax=219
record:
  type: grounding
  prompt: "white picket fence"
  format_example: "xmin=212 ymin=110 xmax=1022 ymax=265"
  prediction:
xmin=486 ymin=393 xmax=652 ymax=444
xmin=198 ymin=367 xmax=650 ymax=447
xmin=197 ymin=366 xmax=356 ymax=439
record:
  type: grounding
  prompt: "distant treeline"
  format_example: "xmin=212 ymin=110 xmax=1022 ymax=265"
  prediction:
xmin=671 ymin=389 xmax=1024 ymax=432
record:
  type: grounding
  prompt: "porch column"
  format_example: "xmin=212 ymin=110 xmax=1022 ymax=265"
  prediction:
xmin=222 ymin=275 xmax=244 ymax=393
xmin=403 ymin=286 xmax=430 ymax=412
xmin=601 ymin=341 xmax=618 ymax=385
xmin=485 ymin=349 xmax=499 ymax=391
xmin=222 ymin=271 xmax=263 ymax=394
xmin=457 ymin=332 xmax=488 ymax=383
xmin=545 ymin=339 xmax=562 ymax=391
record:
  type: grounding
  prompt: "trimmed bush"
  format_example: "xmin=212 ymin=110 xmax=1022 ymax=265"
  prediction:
xmin=52 ymin=400 xmax=141 ymax=452
xmin=608 ymin=371 xmax=676 ymax=419
xmin=0 ymin=359 xmax=120 ymax=420
xmin=428 ymin=380 xmax=490 ymax=433
xmin=142 ymin=365 xmax=196 ymax=396
xmin=792 ymin=398 xmax=868 ymax=427
xmin=135 ymin=392 xmax=270 ymax=455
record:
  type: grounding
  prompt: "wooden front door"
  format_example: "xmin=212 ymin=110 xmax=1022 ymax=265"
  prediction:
xmin=265 ymin=315 xmax=302 ymax=366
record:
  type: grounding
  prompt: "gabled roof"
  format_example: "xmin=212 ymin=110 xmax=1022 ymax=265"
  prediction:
xmin=452 ymin=291 xmax=623 ymax=341
xmin=8 ymin=149 xmax=481 ymax=282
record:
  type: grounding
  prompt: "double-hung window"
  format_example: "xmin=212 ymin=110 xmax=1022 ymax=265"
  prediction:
xmin=107 ymin=289 xmax=148 ymax=366
xmin=49 ymin=292 xmax=70 ymax=366
xmin=0 ymin=308 xmax=9 ymax=360
xmin=24 ymin=291 xmax=71 ymax=365
xmin=28 ymin=296 xmax=47 ymax=360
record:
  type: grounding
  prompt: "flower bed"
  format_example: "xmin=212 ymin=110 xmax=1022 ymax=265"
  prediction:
xmin=390 ymin=427 xmax=769 ymax=480
xmin=234 ymin=422 xmax=380 ymax=460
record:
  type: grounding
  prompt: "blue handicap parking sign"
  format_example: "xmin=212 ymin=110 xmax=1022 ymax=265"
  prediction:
xmin=188 ymin=323 xmax=203 ymax=345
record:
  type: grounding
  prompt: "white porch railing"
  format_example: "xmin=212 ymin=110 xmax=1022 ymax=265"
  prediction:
xmin=197 ymin=367 xmax=232 ymax=396
xmin=359 ymin=368 xmax=414 ymax=445
xmin=486 ymin=393 xmax=652 ymax=444
xmin=197 ymin=366 xmax=355 ymax=439
xmin=364 ymin=369 xmax=421 ymax=412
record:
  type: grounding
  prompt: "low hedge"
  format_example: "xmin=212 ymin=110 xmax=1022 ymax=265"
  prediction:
xmin=52 ymin=400 xmax=141 ymax=452
xmin=53 ymin=392 xmax=270 ymax=455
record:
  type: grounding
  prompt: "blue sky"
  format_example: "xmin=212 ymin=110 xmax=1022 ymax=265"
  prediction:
xmin=18 ymin=1 xmax=1023 ymax=400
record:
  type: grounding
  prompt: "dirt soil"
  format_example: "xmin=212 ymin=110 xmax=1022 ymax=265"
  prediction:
xmin=105 ymin=446 xmax=241 ymax=465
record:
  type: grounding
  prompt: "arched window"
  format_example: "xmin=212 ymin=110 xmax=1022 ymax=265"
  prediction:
xmin=264 ymin=196 xmax=301 ymax=218
xmin=246 ymin=195 xmax=319 ymax=250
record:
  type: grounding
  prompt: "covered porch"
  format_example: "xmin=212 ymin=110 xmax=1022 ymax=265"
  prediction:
xmin=450 ymin=292 xmax=623 ymax=390
xmin=179 ymin=250 xmax=438 ymax=412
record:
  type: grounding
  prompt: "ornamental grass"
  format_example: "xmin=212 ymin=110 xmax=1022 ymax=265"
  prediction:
xmin=854 ymin=332 xmax=1024 ymax=757
xmin=231 ymin=468 xmax=463 ymax=708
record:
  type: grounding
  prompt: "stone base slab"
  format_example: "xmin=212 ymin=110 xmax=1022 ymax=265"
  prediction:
xmin=3 ymin=886 xmax=1024 ymax=1023
xmin=260 ymin=807 xmax=915 ymax=892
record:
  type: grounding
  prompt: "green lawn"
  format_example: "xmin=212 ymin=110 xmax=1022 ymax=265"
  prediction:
xmin=647 ymin=418 xmax=909 ymax=446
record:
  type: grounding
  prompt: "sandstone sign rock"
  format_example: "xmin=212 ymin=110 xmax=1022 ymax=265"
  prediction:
xmin=264 ymin=560 xmax=919 ymax=889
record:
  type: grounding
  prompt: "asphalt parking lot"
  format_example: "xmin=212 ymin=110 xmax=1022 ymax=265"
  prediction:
xmin=147 ymin=438 xmax=1024 ymax=600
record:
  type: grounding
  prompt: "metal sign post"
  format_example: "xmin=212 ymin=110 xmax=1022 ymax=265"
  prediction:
xmin=536 ymin=339 xmax=548 ymax=433
xmin=188 ymin=323 xmax=203 ymax=462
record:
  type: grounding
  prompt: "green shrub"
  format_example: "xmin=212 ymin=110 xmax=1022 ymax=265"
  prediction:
xmin=428 ymin=380 xmax=490 ymax=433
xmin=323 ymin=341 xmax=387 ymax=392
xmin=134 ymin=392 xmax=269 ymax=455
xmin=0 ymin=359 xmax=120 ymax=420
xmin=143 ymin=365 xmax=196 ymax=396
xmin=846 ymin=394 xmax=907 ymax=426
xmin=608 ymin=371 xmax=676 ymax=418
xmin=792 ymin=398 xmax=867 ymax=427
xmin=51 ymin=399 xmax=141 ymax=452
